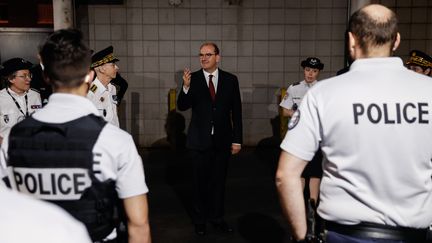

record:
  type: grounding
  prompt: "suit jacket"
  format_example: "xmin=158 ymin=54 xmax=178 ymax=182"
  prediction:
xmin=177 ymin=68 xmax=242 ymax=150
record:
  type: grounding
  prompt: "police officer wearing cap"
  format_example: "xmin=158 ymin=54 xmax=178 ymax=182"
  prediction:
xmin=277 ymin=4 xmax=432 ymax=243
xmin=87 ymin=46 xmax=120 ymax=127
xmin=405 ymin=50 xmax=432 ymax=76
xmin=0 ymin=29 xmax=151 ymax=243
xmin=0 ymin=58 xmax=42 ymax=144
xmin=279 ymin=57 xmax=324 ymax=214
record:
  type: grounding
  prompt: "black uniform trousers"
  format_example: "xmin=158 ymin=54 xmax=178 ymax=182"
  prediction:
xmin=189 ymin=141 xmax=231 ymax=224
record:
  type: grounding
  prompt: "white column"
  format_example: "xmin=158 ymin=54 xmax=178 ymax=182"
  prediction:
xmin=53 ymin=0 xmax=74 ymax=30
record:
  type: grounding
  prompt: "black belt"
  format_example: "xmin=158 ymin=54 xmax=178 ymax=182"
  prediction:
xmin=326 ymin=221 xmax=428 ymax=242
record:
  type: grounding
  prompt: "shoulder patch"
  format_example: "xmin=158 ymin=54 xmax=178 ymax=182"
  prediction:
xmin=287 ymin=110 xmax=300 ymax=130
xmin=90 ymin=84 xmax=98 ymax=93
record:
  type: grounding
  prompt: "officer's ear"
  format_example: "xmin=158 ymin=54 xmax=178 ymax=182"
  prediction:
xmin=392 ymin=32 xmax=401 ymax=52
xmin=425 ymin=68 xmax=431 ymax=76
xmin=84 ymin=70 xmax=94 ymax=84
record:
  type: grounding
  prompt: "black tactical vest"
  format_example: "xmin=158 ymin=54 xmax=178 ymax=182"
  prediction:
xmin=8 ymin=114 xmax=118 ymax=241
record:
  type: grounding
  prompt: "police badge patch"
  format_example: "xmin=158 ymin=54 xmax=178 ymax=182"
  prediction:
xmin=287 ymin=110 xmax=300 ymax=130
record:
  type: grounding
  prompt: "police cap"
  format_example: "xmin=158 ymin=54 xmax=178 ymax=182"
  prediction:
xmin=301 ymin=57 xmax=324 ymax=70
xmin=0 ymin=58 xmax=33 ymax=77
xmin=406 ymin=50 xmax=432 ymax=68
xmin=91 ymin=46 xmax=119 ymax=68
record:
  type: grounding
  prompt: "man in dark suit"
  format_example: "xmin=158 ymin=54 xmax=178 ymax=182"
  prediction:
xmin=177 ymin=42 xmax=243 ymax=236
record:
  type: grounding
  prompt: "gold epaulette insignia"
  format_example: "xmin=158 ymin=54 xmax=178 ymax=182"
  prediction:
xmin=90 ymin=84 xmax=98 ymax=93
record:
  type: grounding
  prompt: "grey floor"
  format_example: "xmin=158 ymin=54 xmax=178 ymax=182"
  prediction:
xmin=141 ymin=142 xmax=292 ymax=243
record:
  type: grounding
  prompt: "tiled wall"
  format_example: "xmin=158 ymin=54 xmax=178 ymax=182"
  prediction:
xmin=76 ymin=0 xmax=432 ymax=147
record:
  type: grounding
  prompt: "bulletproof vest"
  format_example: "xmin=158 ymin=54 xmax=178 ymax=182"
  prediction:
xmin=7 ymin=114 xmax=118 ymax=241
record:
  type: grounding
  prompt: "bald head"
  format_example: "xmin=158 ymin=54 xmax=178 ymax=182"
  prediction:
xmin=348 ymin=4 xmax=399 ymax=57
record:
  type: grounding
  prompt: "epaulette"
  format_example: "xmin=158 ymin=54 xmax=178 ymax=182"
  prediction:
xmin=30 ymin=88 xmax=40 ymax=93
xmin=90 ymin=84 xmax=98 ymax=93
xmin=291 ymin=81 xmax=300 ymax=86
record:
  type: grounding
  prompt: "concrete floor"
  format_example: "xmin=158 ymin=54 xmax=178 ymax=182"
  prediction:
xmin=141 ymin=143 xmax=292 ymax=243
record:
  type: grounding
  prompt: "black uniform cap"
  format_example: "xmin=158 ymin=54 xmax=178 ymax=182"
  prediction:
xmin=406 ymin=50 xmax=432 ymax=68
xmin=91 ymin=46 xmax=119 ymax=68
xmin=301 ymin=57 xmax=324 ymax=70
xmin=0 ymin=58 xmax=33 ymax=77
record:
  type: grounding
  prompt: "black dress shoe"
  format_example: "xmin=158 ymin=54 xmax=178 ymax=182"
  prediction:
xmin=210 ymin=221 xmax=234 ymax=233
xmin=194 ymin=224 xmax=206 ymax=236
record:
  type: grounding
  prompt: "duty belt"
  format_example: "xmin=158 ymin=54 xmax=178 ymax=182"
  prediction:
xmin=326 ymin=221 xmax=429 ymax=242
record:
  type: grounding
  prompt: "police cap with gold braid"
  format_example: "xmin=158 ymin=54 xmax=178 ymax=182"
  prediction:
xmin=0 ymin=58 xmax=33 ymax=77
xmin=91 ymin=46 xmax=119 ymax=68
xmin=406 ymin=50 xmax=432 ymax=69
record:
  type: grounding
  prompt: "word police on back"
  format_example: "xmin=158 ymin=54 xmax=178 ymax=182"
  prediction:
xmin=11 ymin=167 xmax=92 ymax=200
xmin=353 ymin=102 xmax=430 ymax=124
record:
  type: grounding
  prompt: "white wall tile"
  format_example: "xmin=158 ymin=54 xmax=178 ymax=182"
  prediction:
xmin=143 ymin=9 xmax=159 ymax=24
xmin=143 ymin=25 xmax=159 ymax=40
xmin=159 ymin=41 xmax=175 ymax=56
xmin=206 ymin=9 xmax=222 ymax=24
xmin=143 ymin=41 xmax=159 ymax=56
xmin=94 ymin=24 xmax=111 ymax=40
xmin=222 ymin=25 xmax=238 ymax=40
xmin=222 ymin=9 xmax=238 ymax=24
xmin=144 ymin=57 xmax=160 ymax=72
xmin=269 ymin=25 xmax=285 ymax=40
xmin=175 ymin=25 xmax=191 ymax=40
xmin=128 ymin=41 xmax=143 ymax=56
xmin=175 ymin=41 xmax=191 ymax=56
xmin=127 ymin=25 xmax=143 ymax=40
xmin=127 ymin=8 xmax=143 ymax=24
xmin=206 ymin=25 xmax=222 ymax=40
xmin=111 ymin=25 xmax=126 ymax=40
xmin=159 ymin=9 xmax=175 ymax=24
xmin=175 ymin=9 xmax=191 ymax=24
xmin=95 ymin=8 xmax=111 ymax=24
xmin=111 ymin=8 xmax=127 ymax=24
xmin=190 ymin=25 xmax=206 ymax=40
xmin=253 ymin=9 xmax=269 ymax=24
xmin=253 ymin=25 xmax=269 ymax=40
xmin=159 ymin=57 xmax=175 ymax=72
xmin=159 ymin=25 xmax=175 ymax=40
xmin=221 ymin=41 xmax=237 ymax=56
xmin=253 ymin=41 xmax=269 ymax=56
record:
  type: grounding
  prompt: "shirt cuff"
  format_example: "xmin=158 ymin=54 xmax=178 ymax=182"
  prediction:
xmin=182 ymin=85 xmax=189 ymax=94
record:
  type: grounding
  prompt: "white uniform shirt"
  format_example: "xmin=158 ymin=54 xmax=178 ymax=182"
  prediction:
xmin=87 ymin=78 xmax=119 ymax=127
xmin=279 ymin=80 xmax=317 ymax=110
xmin=0 ymin=88 xmax=42 ymax=139
xmin=0 ymin=184 xmax=91 ymax=243
xmin=281 ymin=57 xmax=432 ymax=228
xmin=1 ymin=93 xmax=148 ymax=199
xmin=0 ymin=93 xmax=148 ymax=240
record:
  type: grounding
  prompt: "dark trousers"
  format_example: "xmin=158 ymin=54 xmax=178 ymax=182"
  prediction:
xmin=327 ymin=230 xmax=411 ymax=243
xmin=189 ymin=146 xmax=230 ymax=224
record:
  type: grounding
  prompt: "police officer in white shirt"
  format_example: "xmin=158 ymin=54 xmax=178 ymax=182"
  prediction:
xmin=0 ymin=29 xmax=151 ymax=243
xmin=280 ymin=57 xmax=323 ymax=118
xmin=87 ymin=46 xmax=120 ymax=127
xmin=276 ymin=4 xmax=432 ymax=243
xmin=280 ymin=57 xmax=324 ymax=206
xmin=0 ymin=58 xmax=42 ymax=144
xmin=0 ymin=184 xmax=92 ymax=243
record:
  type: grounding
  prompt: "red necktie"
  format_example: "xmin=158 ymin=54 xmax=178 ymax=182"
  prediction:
xmin=209 ymin=75 xmax=215 ymax=102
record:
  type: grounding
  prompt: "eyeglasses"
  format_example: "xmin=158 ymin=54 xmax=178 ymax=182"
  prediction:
xmin=15 ymin=74 xmax=32 ymax=80
xmin=199 ymin=53 xmax=216 ymax=58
